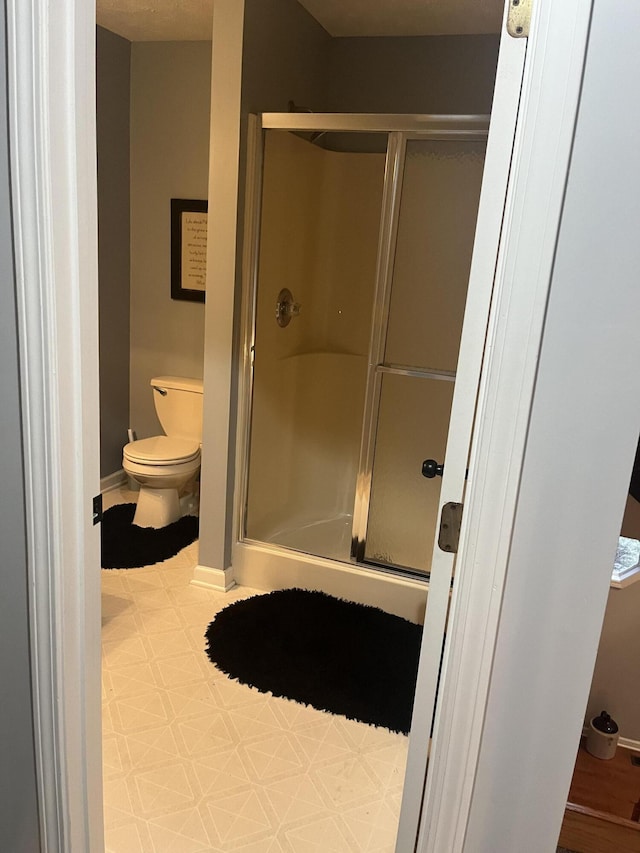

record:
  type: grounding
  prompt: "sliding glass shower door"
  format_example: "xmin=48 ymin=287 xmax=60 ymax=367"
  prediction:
xmin=241 ymin=117 xmax=487 ymax=578
xmin=356 ymin=138 xmax=487 ymax=575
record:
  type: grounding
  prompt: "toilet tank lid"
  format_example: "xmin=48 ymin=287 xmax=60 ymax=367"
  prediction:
xmin=150 ymin=376 xmax=203 ymax=394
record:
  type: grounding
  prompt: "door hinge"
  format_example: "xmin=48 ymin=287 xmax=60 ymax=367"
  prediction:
xmin=507 ymin=0 xmax=532 ymax=38
xmin=92 ymin=493 xmax=103 ymax=526
xmin=438 ymin=502 xmax=463 ymax=553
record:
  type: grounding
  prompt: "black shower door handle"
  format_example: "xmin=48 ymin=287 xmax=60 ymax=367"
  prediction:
xmin=421 ymin=459 xmax=444 ymax=478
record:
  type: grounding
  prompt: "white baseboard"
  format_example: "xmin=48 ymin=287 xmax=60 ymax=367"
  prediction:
xmin=581 ymin=725 xmax=640 ymax=753
xmin=100 ymin=469 xmax=127 ymax=493
xmin=191 ymin=563 xmax=236 ymax=593
xmin=619 ymin=736 xmax=640 ymax=752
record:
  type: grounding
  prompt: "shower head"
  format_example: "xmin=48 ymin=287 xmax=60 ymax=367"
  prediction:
xmin=287 ymin=101 xmax=327 ymax=146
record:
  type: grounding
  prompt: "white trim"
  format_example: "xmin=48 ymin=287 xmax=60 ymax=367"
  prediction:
xmin=414 ymin=1 xmax=594 ymax=851
xmin=610 ymin=539 xmax=640 ymax=587
xmin=618 ymin=737 xmax=640 ymax=754
xmin=396 ymin=8 xmax=528 ymax=849
xmin=610 ymin=571 xmax=640 ymax=590
xmin=460 ymin=0 xmax=640 ymax=843
xmin=8 ymin=0 xmax=103 ymax=850
xmin=581 ymin=726 xmax=640 ymax=754
xmin=191 ymin=564 xmax=236 ymax=593
xmin=100 ymin=469 xmax=127 ymax=493
xmin=610 ymin=567 xmax=640 ymax=589
xmin=7 ymin=4 xmax=62 ymax=843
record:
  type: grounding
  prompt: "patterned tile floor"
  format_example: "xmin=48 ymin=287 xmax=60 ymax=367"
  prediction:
xmin=102 ymin=489 xmax=408 ymax=852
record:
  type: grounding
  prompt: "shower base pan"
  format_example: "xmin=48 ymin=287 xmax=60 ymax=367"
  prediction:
xmin=231 ymin=532 xmax=428 ymax=624
xmin=262 ymin=512 xmax=353 ymax=563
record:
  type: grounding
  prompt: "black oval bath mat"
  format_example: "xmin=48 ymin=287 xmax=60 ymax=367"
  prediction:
xmin=204 ymin=588 xmax=423 ymax=734
xmin=101 ymin=503 xmax=199 ymax=569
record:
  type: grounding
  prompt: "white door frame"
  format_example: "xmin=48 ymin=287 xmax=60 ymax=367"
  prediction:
xmin=409 ymin=1 xmax=594 ymax=850
xmin=8 ymin=1 xmax=606 ymax=851
xmin=396 ymin=8 xmax=528 ymax=845
xmin=7 ymin=1 xmax=103 ymax=851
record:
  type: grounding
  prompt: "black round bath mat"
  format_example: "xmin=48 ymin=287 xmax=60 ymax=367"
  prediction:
xmin=204 ymin=588 xmax=423 ymax=734
xmin=101 ymin=502 xmax=199 ymax=569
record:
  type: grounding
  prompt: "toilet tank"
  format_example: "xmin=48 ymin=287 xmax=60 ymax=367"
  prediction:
xmin=150 ymin=376 xmax=203 ymax=442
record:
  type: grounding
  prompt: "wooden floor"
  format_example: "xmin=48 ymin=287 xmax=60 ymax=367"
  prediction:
xmin=570 ymin=743 xmax=640 ymax=820
xmin=558 ymin=742 xmax=640 ymax=853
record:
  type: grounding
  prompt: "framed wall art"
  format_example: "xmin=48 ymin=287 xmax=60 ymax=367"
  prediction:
xmin=171 ymin=198 xmax=208 ymax=302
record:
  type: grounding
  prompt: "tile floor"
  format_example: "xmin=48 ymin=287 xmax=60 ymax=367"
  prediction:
xmin=102 ymin=488 xmax=409 ymax=852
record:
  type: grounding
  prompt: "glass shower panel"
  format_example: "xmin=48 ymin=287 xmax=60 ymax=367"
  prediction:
xmin=361 ymin=137 xmax=485 ymax=575
xmin=365 ymin=373 xmax=455 ymax=573
xmin=245 ymin=130 xmax=387 ymax=562
xmin=384 ymin=139 xmax=486 ymax=372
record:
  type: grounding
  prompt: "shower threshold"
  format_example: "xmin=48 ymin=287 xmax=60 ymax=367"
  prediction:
xmin=257 ymin=513 xmax=430 ymax=585
xmin=233 ymin=532 xmax=428 ymax=623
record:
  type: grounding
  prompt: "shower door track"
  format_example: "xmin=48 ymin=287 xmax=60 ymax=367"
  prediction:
xmin=262 ymin=112 xmax=489 ymax=138
xmin=234 ymin=112 xmax=489 ymax=581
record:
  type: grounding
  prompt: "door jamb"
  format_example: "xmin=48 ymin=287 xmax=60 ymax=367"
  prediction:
xmin=8 ymin=0 xmax=595 ymax=851
xmin=411 ymin=1 xmax=594 ymax=850
xmin=7 ymin=1 xmax=103 ymax=850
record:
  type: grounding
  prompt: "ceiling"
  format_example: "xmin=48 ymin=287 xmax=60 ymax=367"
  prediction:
xmin=96 ymin=0 xmax=503 ymax=42
xmin=96 ymin=0 xmax=214 ymax=42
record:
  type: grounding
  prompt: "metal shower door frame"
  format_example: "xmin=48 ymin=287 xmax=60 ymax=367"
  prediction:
xmin=234 ymin=113 xmax=489 ymax=577
xmin=351 ymin=126 xmax=489 ymax=573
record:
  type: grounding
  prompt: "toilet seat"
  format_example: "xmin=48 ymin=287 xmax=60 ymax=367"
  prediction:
xmin=123 ymin=436 xmax=200 ymax=466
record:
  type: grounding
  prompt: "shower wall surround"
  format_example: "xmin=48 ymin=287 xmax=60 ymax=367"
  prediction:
xmin=246 ymin=132 xmax=385 ymax=553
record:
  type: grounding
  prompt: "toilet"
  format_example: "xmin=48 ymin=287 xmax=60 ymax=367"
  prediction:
xmin=123 ymin=376 xmax=203 ymax=528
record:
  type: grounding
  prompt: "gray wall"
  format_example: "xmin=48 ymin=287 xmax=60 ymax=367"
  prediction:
xmin=238 ymin=8 xmax=499 ymax=294
xmin=129 ymin=41 xmax=211 ymax=439
xmin=98 ymin=35 xmax=212 ymax=457
xmin=584 ymin=495 xmax=640 ymax=741
xmin=97 ymin=27 xmax=131 ymax=478
xmin=242 ymin=5 xmax=499 ymax=116
xmin=242 ymin=0 xmax=330 ymax=114
xmin=0 ymin=3 xmax=41 ymax=849
xmin=326 ymin=35 xmax=499 ymax=114
xmin=586 ymin=580 xmax=640 ymax=741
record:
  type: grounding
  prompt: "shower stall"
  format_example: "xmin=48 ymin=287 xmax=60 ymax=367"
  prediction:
xmin=233 ymin=113 xmax=488 ymax=620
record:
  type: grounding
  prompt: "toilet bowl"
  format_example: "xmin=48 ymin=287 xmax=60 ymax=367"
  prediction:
xmin=123 ymin=377 xmax=203 ymax=528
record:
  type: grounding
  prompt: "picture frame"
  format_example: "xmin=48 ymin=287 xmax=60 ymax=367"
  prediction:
xmin=171 ymin=198 xmax=208 ymax=303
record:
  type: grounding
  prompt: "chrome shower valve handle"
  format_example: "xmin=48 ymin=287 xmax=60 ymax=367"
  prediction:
xmin=276 ymin=288 xmax=301 ymax=327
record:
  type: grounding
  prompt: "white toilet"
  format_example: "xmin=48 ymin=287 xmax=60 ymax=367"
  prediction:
xmin=123 ymin=376 xmax=203 ymax=528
